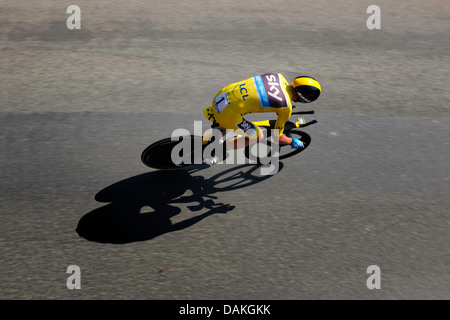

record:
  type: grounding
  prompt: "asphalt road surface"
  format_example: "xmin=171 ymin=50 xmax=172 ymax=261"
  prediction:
xmin=1 ymin=0 xmax=449 ymax=300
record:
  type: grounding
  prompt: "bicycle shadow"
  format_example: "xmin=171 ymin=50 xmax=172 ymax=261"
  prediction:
xmin=76 ymin=163 xmax=283 ymax=244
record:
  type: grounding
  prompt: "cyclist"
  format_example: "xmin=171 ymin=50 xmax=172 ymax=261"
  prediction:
xmin=203 ymin=73 xmax=321 ymax=152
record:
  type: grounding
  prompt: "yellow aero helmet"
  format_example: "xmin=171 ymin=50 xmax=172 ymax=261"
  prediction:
xmin=292 ymin=76 xmax=321 ymax=103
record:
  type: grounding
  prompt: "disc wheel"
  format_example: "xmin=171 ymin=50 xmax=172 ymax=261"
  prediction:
xmin=141 ymin=136 xmax=204 ymax=170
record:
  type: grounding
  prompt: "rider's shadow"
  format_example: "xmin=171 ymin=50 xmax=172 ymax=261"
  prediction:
xmin=77 ymin=163 xmax=283 ymax=244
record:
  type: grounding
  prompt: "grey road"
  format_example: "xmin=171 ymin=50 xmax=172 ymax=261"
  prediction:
xmin=1 ymin=0 xmax=449 ymax=299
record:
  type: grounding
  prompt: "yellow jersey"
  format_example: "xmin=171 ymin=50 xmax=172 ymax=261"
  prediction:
xmin=208 ymin=73 xmax=294 ymax=137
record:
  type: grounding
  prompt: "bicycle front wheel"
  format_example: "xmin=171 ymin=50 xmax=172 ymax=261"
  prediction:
xmin=278 ymin=129 xmax=311 ymax=159
xmin=244 ymin=130 xmax=311 ymax=163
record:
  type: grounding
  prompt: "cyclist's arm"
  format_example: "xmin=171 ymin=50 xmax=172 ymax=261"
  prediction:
xmin=274 ymin=107 xmax=293 ymax=145
xmin=279 ymin=133 xmax=293 ymax=145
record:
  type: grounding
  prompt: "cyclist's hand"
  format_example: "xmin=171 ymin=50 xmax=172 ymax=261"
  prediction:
xmin=291 ymin=137 xmax=304 ymax=149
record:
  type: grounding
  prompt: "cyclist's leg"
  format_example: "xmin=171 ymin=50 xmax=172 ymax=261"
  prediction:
xmin=222 ymin=115 xmax=263 ymax=150
xmin=202 ymin=111 xmax=228 ymax=165
xmin=210 ymin=99 xmax=264 ymax=149
xmin=233 ymin=118 xmax=264 ymax=148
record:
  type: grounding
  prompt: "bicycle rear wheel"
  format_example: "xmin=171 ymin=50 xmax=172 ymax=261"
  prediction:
xmin=141 ymin=135 xmax=204 ymax=169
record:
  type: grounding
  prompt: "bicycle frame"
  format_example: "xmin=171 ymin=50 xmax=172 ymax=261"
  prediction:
xmin=201 ymin=110 xmax=317 ymax=145
xmin=141 ymin=110 xmax=316 ymax=171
